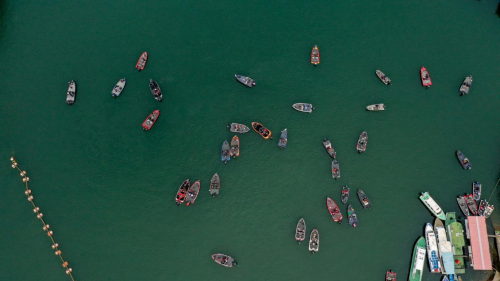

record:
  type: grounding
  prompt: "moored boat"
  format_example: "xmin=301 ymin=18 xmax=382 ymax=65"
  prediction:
xmin=459 ymin=75 xmax=473 ymax=96
xmin=292 ymin=103 xmax=314 ymax=113
xmin=149 ymin=79 xmax=163 ymax=102
xmin=227 ymin=123 xmax=250 ymax=133
xmin=356 ymin=131 xmax=368 ymax=153
xmin=385 ymin=270 xmax=397 ymax=281
xmin=322 ymin=138 xmax=336 ymax=159
xmin=456 ymin=196 xmax=470 ymax=216
xmin=347 ymin=205 xmax=358 ymax=227
xmin=472 ymin=182 xmax=481 ymax=201
xmin=331 ymin=160 xmax=340 ymax=180
xmin=326 ymin=197 xmax=343 ymax=224
xmin=478 ymin=200 xmax=488 ymax=216
xmin=142 ymin=110 xmax=160 ymax=131
xmin=357 ymin=189 xmax=371 ymax=209
xmin=456 ymin=151 xmax=471 ymax=170
xmin=445 ymin=212 xmax=465 ymax=274
xmin=209 ymin=173 xmax=220 ymax=197
xmin=112 ymin=78 xmax=126 ymax=97
xmin=341 ymin=186 xmax=349 ymax=204
xmin=464 ymin=194 xmax=478 ymax=215
xmin=66 ymin=80 xmax=76 ymax=105
xmin=483 ymin=203 xmax=494 ymax=218
xmin=175 ymin=179 xmax=190 ymax=206
xmin=434 ymin=218 xmax=455 ymax=275
xmin=425 ymin=223 xmax=441 ymax=273
xmin=235 ymin=74 xmax=256 ymax=88
xmin=230 ymin=135 xmax=240 ymax=158
xmin=376 ymin=70 xmax=391 ymax=85
xmin=295 ymin=218 xmax=306 ymax=243
xmin=421 ymin=67 xmax=432 ymax=88
xmin=221 ymin=140 xmax=231 ymax=164
xmin=186 ymin=180 xmax=201 ymax=206
xmin=408 ymin=237 xmax=426 ymax=281
xmin=251 ymin=122 xmax=272 ymax=139
xmin=419 ymin=192 xmax=446 ymax=220
xmin=308 ymin=229 xmax=319 ymax=253
xmin=212 ymin=253 xmax=237 ymax=268
xmin=136 ymin=52 xmax=148 ymax=71
xmin=366 ymin=104 xmax=385 ymax=111
xmin=311 ymin=45 xmax=320 ymax=65
xmin=278 ymin=129 xmax=288 ymax=149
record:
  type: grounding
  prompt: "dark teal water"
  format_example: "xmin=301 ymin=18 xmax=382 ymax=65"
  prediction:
xmin=1 ymin=0 xmax=500 ymax=280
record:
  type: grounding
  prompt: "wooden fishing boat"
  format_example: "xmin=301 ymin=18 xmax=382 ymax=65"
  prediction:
xmin=341 ymin=186 xmax=349 ymax=204
xmin=142 ymin=110 xmax=160 ymax=131
xmin=175 ymin=179 xmax=190 ymax=206
xmin=420 ymin=67 xmax=432 ymax=88
xmin=251 ymin=122 xmax=272 ymax=139
xmin=111 ymin=78 xmax=126 ymax=97
xmin=221 ymin=140 xmax=231 ymax=164
xmin=366 ymin=104 xmax=385 ymax=111
xmin=136 ymin=52 xmax=148 ymax=71
xmin=292 ymin=103 xmax=314 ymax=113
xmin=295 ymin=218 xmax=306 ymax=243
xmin=278 ymin=129 xmax=288 ymax=149
xmin=311 ymin=45 xmax=320 ymax=65
xmin=230 ymin=135 xmax=240 ymax=158
xmin=212 ymin=253 xmax=237 ymax=267
xmin=227 ymin=123 xmax=250 ymax=133
xmin=322 ymin=138 xmax=336 ymax=159
xmin=356 ymin=131 xmax=368 ymax=153
xmin=186 ymin=180 xmax=201 ymax=206
xmin=209 ymin=173 xmax=220 ymax=197
xmin=308 ymin=229 xmax=319 ymax=253
xmin=376 ymin=70 xmax=391 ymax=85
xmin=326 ymin=197 xmax=343 ymax=223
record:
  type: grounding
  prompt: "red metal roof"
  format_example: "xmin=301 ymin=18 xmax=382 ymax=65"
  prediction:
xmin=468 ymin=216 xmax=492 ymax=270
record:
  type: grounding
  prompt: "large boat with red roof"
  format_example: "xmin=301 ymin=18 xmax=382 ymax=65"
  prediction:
xmin=142 ymin=110 xmax=160 ymax=131
xmin=136 ymin=52 xmax=148 ymax=71
xmin=326 ymin=197 xmax=343 ymax=224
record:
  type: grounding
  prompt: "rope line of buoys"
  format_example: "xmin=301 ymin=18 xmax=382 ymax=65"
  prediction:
xmin=10 ymin=157 xmax=76 ymax=281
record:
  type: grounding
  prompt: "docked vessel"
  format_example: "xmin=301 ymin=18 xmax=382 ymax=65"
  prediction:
xmin=331 ymin=160 xmax=340 ymax=180
xmin=420 ymin=67 xmax=432 ymax=88
xmin=209 ymin=173 xmax=220 ymax=197
xmin=136 ymin=52 xmax=148 ymax=71
xmin=278 ymin=129 xmax=288 ymax=149
xmin=227 ymin=123 xmax=250 ymax=133
xmin=66 ymin=80 xmax=76 ymax=105
xmin=385 ymin=270 xmax=397 ymax=281
xmin=311 ymin=45 xmax=320 ymax=65
xmin=292 ymin=103 xmax=314 ymax=113
xmin=478 ymin=200 xmax=489 ymax=216
xmin=472 ymin=182 xmax=481 ymax=201
xmin=341 ymin=186 xmax=349 ymax=204
xmin=212 ymin=253 xmax=237 ymax=268
xmin=464 ymin=194 xmax=478 ymax=215
xmin=112 ymin=78 xmax=126 ymax=97
xmin=142 ymin=110 xmax=160 ymax=131
xmin=456 ymin=151 xmax=471 ymax=170
xmin=221 ymin=140 xmax=231 ymax=164
xmin=347 ymin=205 xmax=358 ymax=227
xmin=230 ymin=136 xmax=240 ymax=158
xmin=356 ymin=131 xmax=368 ymax=153
xmin=149 ymin=79 xmax=163 ymax=102
xmin=408 ymin=237 xmax=426 ymax=281
xmin=235 ymin=74 xmax=256 ymax=88
xmin=459 ymin=75 xmax=473 ymax=96
xmin=322 ymin=138 xmax=336 ymax=159
xmin=376 ymin=70 xmax=391 ymax=85
xmin=456 ymin=196 xmax=470 ymax=216
xmin=357 ymin=189 xmax=371 ymax=209
xmin=326 ymin=197 xmax=343 ymax=224
xmin=186 ymin=180 xmax=201 ymax=206
xmin=419 ymin=192 xmax=446 ymax=220
xmin=366 ymin=104 xmax=385 ymax=111
xmin=425 ymin=223 xmax=441 ymax=273
xmin=175 ymin=179 xmax=190 ymax=206
xmin=295 ymin=218 xmax=306 ymax=243
xmin=251 ymin=122 xmax=272 ymax=139
xmin=308 ymin=229 xmax=319 ymax=253
xmin=434 ymin=218 xmax=455 ymax=275
xmin=445 ymin=213 xmax=465 ymax=274
xmin=483 ymin=202 xmax=495 ymax=218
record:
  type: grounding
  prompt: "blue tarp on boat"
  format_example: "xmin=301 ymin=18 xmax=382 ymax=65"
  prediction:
xmin=441 ymin=252 xmax=455 ymax=274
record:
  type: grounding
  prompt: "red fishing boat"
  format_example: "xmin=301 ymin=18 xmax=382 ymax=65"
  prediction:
xmin=326 ymin=197 xmax=343 ymax=224
xmin=175 ymin=179 xmax=190 ymax=206
xmin=136 ymin=52 xmax=148 ymax=71
xmin=385 ymin=270 xmax=397 ymax=281
xmin=142 ymin=110 xmax=160 ymax=131
xmin=311 ymin=45 xmax=320 ymax=65
xmin=420 ymin=67 xmax=432 ymax=88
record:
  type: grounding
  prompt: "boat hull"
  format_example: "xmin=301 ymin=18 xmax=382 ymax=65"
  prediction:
xmin=136 ymin=52 xmax=148 ymax=71
xmin=357 ymin=189 xmax=371 ymax=209
xmin=212 ymin=253 xmax=236 ymax=267
xmin=356 ymin=131 xmax=368 ymax=153
xmin=209 ymin=173 xmax=220 ymax=197
xmin=278 ymin=129 xmax=287 ymax=149
xmin=221 ymin=140 xmax=231 ymax=163
xmin=459 ymin=75 xmax=472 ymax=96
xmin=112 ymin=78 xmax=126 ymax=97
xmin=230 ymin=136 xmax=240 ymax=158
xmin=66 ymin=80 xmax=76 ymax=105
xmin=311 ymin=45 xmax=320 ymax=65
xmin=251 ymin=122 xmax=272 ymax=139
xmin=186 ymin=181 xmax=201 ymax=206
xmin=295 ymin=218 xmax=306 ymax=242
xmin=308 ymin=229 xmax=319 ymax=252
xmin=326 ymin=197 xmax=343 ymax=223
xmin=175 ymin=179 xmax=190 ymax=205
xmin=420 ymin=67 xmax=432 ymax=88
xmin=376 ymin=70 xmax=391 ymax=85
xmin=142 ymin=110 xmax=160 ymax=131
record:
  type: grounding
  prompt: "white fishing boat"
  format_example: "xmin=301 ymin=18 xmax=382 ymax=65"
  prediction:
xmin=425 ymin=223 xmax=441 ymax=273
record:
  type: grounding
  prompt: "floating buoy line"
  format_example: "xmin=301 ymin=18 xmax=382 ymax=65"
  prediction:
xmin=10 ymin=157 xmax=76 ymax=281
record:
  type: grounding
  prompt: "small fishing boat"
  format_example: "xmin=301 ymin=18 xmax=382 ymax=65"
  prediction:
xmin=376 ymin=70 xmax=391 ymax=85
xmin=149 ymin=79 xmax=163 ymax=102
xmin=175 ymin=179 xmax=190 ymax=206
xmin=212 ymin=253 xmax=237 ymax=268
xmin=459 ymin=75 xmax=473 ymax=96
xmin=251 ymin=122 xmax=272 ymax=139
xmin=347 ymin=205 xmax=358 ymax=227
xmin=341 ymin=186 xmax=349 ymax=204
xmin=111 ymin=78 xmax=126 ymax=97
xmin=142 ymin=110 xmax=160 ymax=131
xmin=66 ymin=80 xmax=76 ymax=105
xmin=186 ymin=180 xmax=201 ymax=206
xmin=456 ymin=196 xmax=470 ymax=216
xmin=472 ymin=182 xmax=481 ymax=201
xmin=331 ymin=160 xmax=340 ymax=180
xmin=311 ymin=45 xmax=320 ymax=65
xmin=295 ymin=218 xmax=306 ymax=243
xmin=385 ymin=270 xmax=397 ymax=281
xmin=230 ymin=136 xmax=240 ymax=158
xmin=278 ymin=129 xmax=288 ymax=149
xmin=419 ymin=192 xmax=446 ymax=220
xmin=326 ymin=197 xmax=343 ymax=224
xmin=356 ymin=131 xmax=368 ymax=153
xmin=357 ymin=189 xmax=371 ymax=209
xmin=221 ymin=140 xmax=231 ymax=164
xmin=227 ymin=123 xmax=250 ymax=133
xmin=366 ymin=104 xmax=385 ymax=111
xmin=322 ymin=138 xmax=336 ymax=159
xmin=421 ymin=67 xmax=432 ymax=89
xmin=409 ymin=237 xmax=426 ymax=281
xmin=464 ymin=194 xmax=478 ymax=215
xmin=478 ymin=200 xmax=488 ymax=216
xmin=483 ymin=203 xmax=494 ymax=218
xmin=292 ymin=103 xmax=314 ymax=113
xmin=308 ymin=229 xmax=319 ymax=253
xmin=456 ymin=151 xmax=471 ymax=170
xmin=425 ymin=222 xmax=441 ymax=273
xmin=443 ymin=276 xmax=449 ymax=281
xmin=235 ymin=74 xmax=256 ymax=88
xmin=209 ymin=173 xmax=220 ymax=197
xmin=136 ymin=52 xmax=148 ymax=71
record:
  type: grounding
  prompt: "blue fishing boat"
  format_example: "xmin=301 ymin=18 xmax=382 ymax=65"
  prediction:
xmin=221 ymin=140 xmax=230 ymax=164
